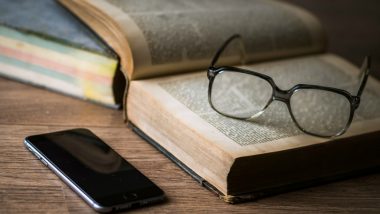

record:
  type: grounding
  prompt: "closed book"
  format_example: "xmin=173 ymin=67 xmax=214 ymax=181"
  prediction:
xmin=0 ymin=0 xmax=125 ymax=108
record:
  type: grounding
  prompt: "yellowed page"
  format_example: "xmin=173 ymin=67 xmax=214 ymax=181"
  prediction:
xmin=60 ymin=0 xmax=326 ymax=80
xmin=154 ymin=54 xmax=380 ymax=156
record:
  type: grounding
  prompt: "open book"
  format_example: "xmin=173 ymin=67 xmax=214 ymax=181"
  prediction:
xmin=60 ymin=0 xmax=380 ymax=202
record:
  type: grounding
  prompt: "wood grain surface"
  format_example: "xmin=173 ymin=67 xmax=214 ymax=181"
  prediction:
xmin=1 ymin=1 xmax=380 ymax=213
xmin=1 ymin=78 xmax=380 ymax=214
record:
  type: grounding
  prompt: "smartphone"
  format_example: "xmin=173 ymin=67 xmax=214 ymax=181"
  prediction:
xmin=24 ymin=128 xmax=165 ymax=213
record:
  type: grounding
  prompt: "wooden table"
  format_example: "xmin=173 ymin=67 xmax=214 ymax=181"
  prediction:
xmin=2 ymin=78 xmax=380 ymax=214
xmin=1 ymin=1 xmax=380 ymax=213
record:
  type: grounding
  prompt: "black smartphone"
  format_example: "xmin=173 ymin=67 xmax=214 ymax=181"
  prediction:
xmin=24 ymin=128 xmax=165 ymax=213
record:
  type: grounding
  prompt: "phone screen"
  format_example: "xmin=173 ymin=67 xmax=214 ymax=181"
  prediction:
xmin=25 ymin=129 xmax=164 ymax=209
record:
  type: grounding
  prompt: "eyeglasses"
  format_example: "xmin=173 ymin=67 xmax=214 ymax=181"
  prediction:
xmin=207 ymin=34 xmax=371 ymax=138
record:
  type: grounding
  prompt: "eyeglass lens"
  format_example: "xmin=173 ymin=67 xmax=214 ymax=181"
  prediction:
xmin=210 ymin=70 xmax=273 ymax=119
xmin=290 ymin=89 xmax=351 ymax=136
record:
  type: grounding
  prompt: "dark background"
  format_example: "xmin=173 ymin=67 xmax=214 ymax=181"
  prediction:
xmin=286 ymin=0 xmax=380 ymax=79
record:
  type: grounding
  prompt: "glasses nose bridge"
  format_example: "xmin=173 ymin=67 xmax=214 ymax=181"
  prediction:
xmin=273 ymin=88 xmax=291 ymax=103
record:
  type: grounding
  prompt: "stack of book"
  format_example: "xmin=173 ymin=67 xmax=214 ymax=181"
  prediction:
xmin=0 ymin=0 xmax=124 ymax=108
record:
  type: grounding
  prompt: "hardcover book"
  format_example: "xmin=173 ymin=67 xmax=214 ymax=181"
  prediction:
xmin=59 ymin=0 xmax=380 ymax=203
xmin=0 ymin=0 xmax=125 ymax=108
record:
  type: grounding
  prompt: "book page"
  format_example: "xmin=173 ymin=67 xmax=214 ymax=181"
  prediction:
xmin=127 ymin=54 xmax=380 ymax=193
xmin=147 ymin=54 xmax=380 ymax=151
xmin=60 ymin=0 xmax=326 ymax=80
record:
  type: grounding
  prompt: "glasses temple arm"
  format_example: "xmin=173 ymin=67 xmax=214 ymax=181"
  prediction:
xmin=209 ymin=34 xmax=246 ymax=68
xmin=356 ymin=56 xmax=371 ymax=97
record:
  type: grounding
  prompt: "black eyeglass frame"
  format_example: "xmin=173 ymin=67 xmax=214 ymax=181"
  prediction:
xmin=207 ymin=34 xmax=371 ymax=138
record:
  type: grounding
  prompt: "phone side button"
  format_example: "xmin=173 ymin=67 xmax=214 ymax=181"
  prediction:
xmin=33 ymin=152 xmax=41 ymax=159
xmin=40 ymin=159 xmax=48 ymax=166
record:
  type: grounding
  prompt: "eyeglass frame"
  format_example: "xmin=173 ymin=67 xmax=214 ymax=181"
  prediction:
xmin=207 ymin=34 xmax=371 ymax=138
